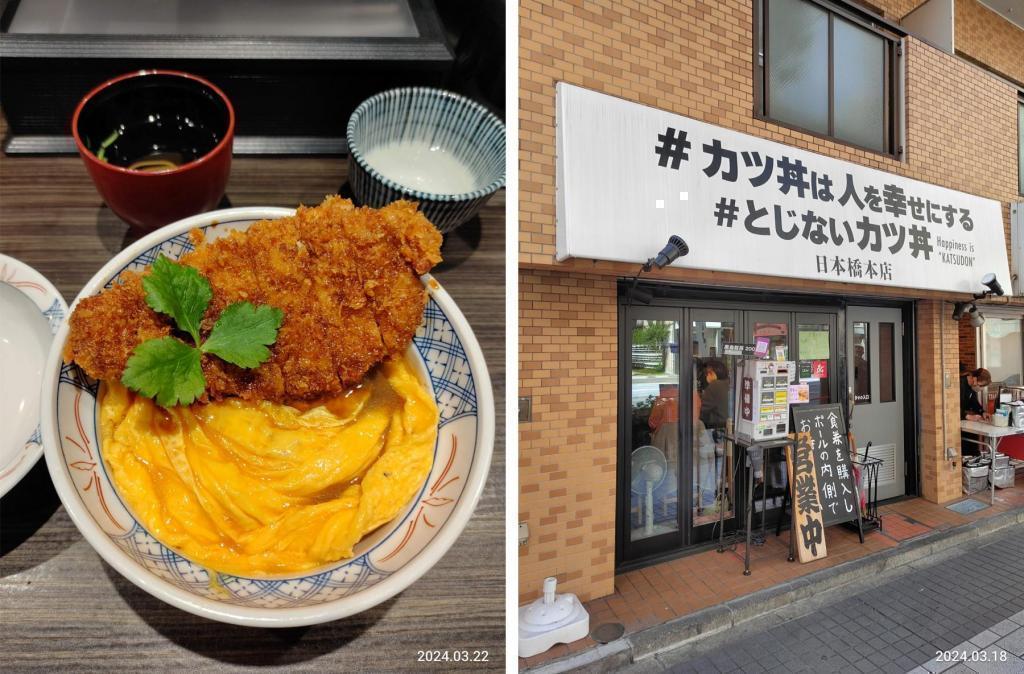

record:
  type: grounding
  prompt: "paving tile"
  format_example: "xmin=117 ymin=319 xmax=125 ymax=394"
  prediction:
xmin=994 ymin=628 xmax=1024 ymax=657
xmin=945 ymin=665 xmax=978 ymax=674
xmin=989 ymin=620 xmax=1020 ymax=637
xmin=971 ymin=631 xmax=1002 ymax=649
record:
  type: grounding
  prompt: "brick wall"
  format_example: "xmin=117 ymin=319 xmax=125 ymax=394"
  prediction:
xmin=955 ymin=0 xmax=1024 ymax=86
xmin=959 ymin=315 xmax=978 ymax=371
xmin=875 ymin=0 xmax=927 ymax=19
xmin=519 ymin=269 xmax=618 ymax=602
xmin=519 ymin=0 xmax=1022 ymax=603
xmin=916 ymin=299 xmax=964 ymax=503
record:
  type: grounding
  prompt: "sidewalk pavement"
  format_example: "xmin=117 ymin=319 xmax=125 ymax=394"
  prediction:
xmin=650 ymin=520 xmax=1024 ymax=673
xmin=521 ymin=484 xmax=1024 ymax=672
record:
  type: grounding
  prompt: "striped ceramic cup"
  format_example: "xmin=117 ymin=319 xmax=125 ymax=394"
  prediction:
xmin=347 ymin=87 xmax=506 ymax=234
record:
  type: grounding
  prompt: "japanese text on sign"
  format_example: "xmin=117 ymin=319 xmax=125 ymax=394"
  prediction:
xmin=791 ymin=404 xmax=859 ymax=528
xmin=787 ymin=432 xmax=827 ymax=563
xmin=556 ymin=84 xmax=1010 ymax=293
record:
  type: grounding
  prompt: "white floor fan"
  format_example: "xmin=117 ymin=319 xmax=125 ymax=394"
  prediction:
xmin=631 ymin=445 xmax=668 ymax=537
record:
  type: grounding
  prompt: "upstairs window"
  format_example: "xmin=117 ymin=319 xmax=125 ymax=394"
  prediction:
xmin=754 ymin=0 xmax=900 ymax=156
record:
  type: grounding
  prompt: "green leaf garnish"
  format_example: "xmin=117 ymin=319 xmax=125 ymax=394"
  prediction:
xmin=121 ymin=337 xmax=205 ymax=408
xmin=142 ymin=255 xmax=212 ymax=346
xmin=121 ymin=259 xmax=283 ymax=407
xmin=201 ymin=302 xmax=285 ymax=368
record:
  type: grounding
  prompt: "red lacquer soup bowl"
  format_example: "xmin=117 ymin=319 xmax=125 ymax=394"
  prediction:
xmin=72 ymin=70 xmax=234 ymax=231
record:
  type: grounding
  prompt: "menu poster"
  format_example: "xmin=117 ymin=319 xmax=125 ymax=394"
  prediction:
xmin=788 ymin=383 xmax=809 ymax=404
xmin=791 ymin=404 xmax=860 ymax=528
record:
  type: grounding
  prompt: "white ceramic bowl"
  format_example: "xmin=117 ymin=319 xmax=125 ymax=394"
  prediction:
xmin=41 ymin=207 xmax=494 ymax=627
xmin=0 ymin=254 xmax=67 ymax=497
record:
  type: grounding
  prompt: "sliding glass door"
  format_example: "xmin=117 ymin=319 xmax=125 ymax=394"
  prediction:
xmin=690 ymin=309 xmax=740 ymax=543
xmin=622 ymin=308 xmax=683 ymax=561
xmin=620 ymin=306 xmax=744 ymax=560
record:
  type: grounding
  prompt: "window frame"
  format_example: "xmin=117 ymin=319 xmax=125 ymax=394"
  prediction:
xmin=976 ymin=311 xmax=1024 ymax=389
xmin=753 ymin=0 xmax=902 ymax=158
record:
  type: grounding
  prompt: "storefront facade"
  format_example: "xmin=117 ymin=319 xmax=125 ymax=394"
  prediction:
xmin=519 ymin=0 xmax=1024 ymax=604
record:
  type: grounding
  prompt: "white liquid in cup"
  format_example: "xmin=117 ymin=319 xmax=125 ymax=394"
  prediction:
xmin=363 ymin=141 xmax=479 ymax=195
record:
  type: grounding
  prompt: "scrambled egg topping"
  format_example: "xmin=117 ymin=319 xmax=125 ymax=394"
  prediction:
xmin=99 ymin=356 xmax=437 ymax=576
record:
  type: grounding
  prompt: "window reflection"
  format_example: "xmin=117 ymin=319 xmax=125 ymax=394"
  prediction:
xmin=879 ymin=322 xmax=895 ymax=403
xmin=693 ymin=319 xmax=735 ymax=527
xmin=630 ymin=320 xmax=680 ymax=541
xmin=982 ymin=318 xmax=1023 ymax=387
xmin=853 ymin=321 xmax=871 ymax=404
xmin=797 ymin=323 xmax=831 ymax=404
xmin=754 ymin=322 xmax=788 ymax=359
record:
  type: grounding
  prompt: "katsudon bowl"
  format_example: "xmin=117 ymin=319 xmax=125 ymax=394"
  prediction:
xmin=40 ymin=206 xmax=494 ymax=627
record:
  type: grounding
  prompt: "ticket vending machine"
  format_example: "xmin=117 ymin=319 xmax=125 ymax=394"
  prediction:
xmin=734 ymin=360 xmax=795 ymax=443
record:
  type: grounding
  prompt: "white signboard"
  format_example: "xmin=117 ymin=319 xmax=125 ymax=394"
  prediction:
xmin=555 ymin=83 xmax=1010 ymax=294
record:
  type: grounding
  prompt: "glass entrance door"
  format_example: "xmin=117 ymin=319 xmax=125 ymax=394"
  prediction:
xmin=690 ymin=309 xmax=740 ymax=542
xmin=619 ymin=301 xmax=848 ymax=565
xmin=622 ymin=308 xmax=683 ymax=561
xmin=794 ymin=313 xmax=838 ymax=405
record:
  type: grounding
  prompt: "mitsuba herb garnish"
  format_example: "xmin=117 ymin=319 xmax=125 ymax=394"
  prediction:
xmin=121 ymin=255 xmax=283 ymax=407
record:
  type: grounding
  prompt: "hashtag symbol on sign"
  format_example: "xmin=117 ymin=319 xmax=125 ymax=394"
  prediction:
xmin=713 ymin=197 xmax=739 ymax=228
xmin=654 ymin=126 xmax=691 ymax=169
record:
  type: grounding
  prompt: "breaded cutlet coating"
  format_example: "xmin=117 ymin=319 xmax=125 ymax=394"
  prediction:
xmin=63 ymin=196 xmax=443 ymax=403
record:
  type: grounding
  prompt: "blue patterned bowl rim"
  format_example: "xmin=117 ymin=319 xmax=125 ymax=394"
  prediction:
xmin=346 ymin=86 xmax=506 ymax=202
xmin=40 ymin=206 xmax=494 ymax=627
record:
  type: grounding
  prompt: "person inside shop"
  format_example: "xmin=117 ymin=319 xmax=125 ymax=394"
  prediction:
xmin=699 ymin=360 xmax=729 ymax=513
xmin=700 ymin=359 xmax=730 ymax=431
xmin=961 ymin=367 xmax=992 ymax=421
xmin=854 ymin=345 xmax=869 ymax=400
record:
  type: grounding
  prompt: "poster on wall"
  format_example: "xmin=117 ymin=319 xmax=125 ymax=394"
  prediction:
xmin=555 ymin=83 xmax=1011 ymax=294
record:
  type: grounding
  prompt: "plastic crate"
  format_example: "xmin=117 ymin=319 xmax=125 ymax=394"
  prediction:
xmin=963 ymin=466 xmax=989 ymax=494
xmin=991 ymin=466 xmax=1015 ymax=489
xmin=963 ymin=475 xmax=988 ymax=494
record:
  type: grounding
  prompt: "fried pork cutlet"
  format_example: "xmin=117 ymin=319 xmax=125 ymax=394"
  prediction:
xmin=64 ymin=196 xmax=443 ymax=403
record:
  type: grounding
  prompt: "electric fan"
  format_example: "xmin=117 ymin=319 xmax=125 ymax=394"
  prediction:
xmin=631 ymin=445 xmax=668 ymax=536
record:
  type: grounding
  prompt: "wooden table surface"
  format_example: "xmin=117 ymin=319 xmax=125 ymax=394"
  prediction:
xmin=0 ymin=125 xmax=506 ymax=670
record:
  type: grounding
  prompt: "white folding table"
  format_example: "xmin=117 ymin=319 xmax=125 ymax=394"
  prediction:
xmin=960 ymin=419 xmax=1024 ymax=504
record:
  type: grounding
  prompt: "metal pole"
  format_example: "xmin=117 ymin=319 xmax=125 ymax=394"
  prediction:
xmin=744 ymin=448 xmax=753 ymax=576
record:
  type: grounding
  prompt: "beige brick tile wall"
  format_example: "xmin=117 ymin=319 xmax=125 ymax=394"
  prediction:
xmin=519 ymin=269 xmax=618 ymax=602
xmin=955 ymin=0 xmax=1024 ymax=85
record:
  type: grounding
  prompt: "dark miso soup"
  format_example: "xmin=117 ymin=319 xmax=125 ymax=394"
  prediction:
xmin=77 ymin=74 xmax=229 ymax=172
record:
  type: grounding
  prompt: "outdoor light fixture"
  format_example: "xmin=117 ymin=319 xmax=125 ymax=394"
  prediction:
xmin=641 ymin=235 xmax=690 ymax=272
xmin=980 ymin=273 xmax=1004 ymax=297
xmin=951 ymin=274 xmax=1005 ymax=321
xmin=626 ymin=234 xmax=690 ymax=307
